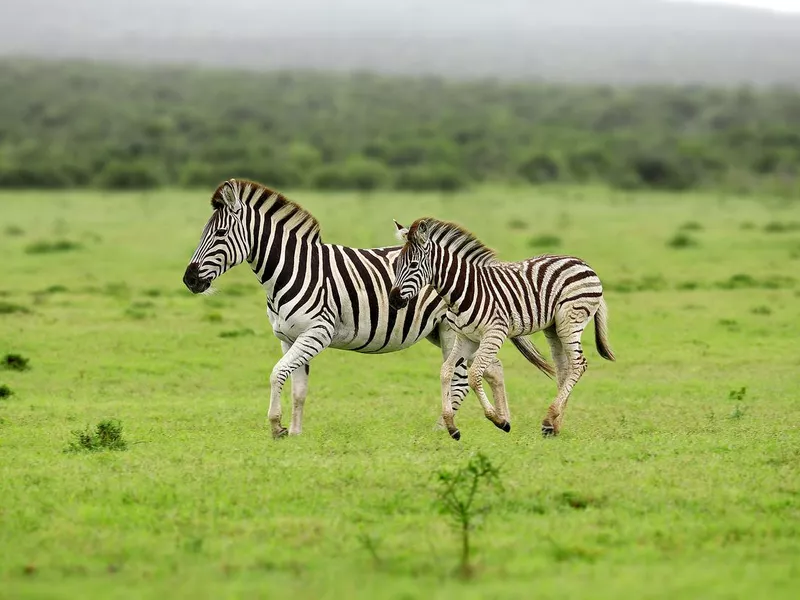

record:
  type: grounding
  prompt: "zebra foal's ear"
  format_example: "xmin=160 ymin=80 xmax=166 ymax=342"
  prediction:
xmin=220 ymin=179 xmax=242 ymax=212
xmin=393 ymin=219 xmax=409 ymax=242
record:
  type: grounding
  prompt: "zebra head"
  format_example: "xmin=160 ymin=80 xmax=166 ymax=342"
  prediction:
xmin=389 ymin=218 xmax=432 ymax=310
xmin=183 ymin=180 xmax=250 ymax=294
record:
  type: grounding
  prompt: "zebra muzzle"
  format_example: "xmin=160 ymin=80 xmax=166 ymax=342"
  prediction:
xmin=388 ymin=287 xmax=408 ymax=310
xmin=183 ymin=262 xmax=211 ymax=294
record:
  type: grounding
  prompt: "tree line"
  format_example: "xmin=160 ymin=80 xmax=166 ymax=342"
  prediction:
xmin=0 ymin=59 xmax=798 ymax=194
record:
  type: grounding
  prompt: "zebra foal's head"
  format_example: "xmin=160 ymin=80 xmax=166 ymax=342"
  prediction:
xmin=389 ymin=218 xmax=432 ymax=310
xmin=183 ymin=180 xmax=250 ymax=294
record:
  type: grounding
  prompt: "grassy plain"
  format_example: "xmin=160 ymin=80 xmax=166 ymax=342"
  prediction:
xmin=1 ymin=187 xmax=799 ymax=599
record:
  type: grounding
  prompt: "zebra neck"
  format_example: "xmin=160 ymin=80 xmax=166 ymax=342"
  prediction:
xmin=247 ymin=216 xmax=320 ymax=305
xmin=431 ymin=246 xmax=482 ymax=315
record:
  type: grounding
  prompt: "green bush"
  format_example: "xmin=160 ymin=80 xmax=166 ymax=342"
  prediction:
xmin=394 ymin=165 xmax=467 ymax=192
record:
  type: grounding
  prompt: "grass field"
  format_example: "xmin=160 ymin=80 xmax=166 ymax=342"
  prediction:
xmin=1 ymin=186 xmax=799 ymax=599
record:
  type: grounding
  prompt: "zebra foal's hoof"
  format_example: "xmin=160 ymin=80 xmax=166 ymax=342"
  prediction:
xmin=272 ymin=427 xmax=289 ymax=440
xmin=541 ymin=422 xmax=556 ymax=437
xmin=449 ymin=429 xmax=461 ymax=441
xmin=495 ymin=420 xmax=511 ymax=433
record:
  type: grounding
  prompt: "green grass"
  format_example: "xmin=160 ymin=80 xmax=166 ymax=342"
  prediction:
xmin=1 ymin=187 xmax=799 ymax=599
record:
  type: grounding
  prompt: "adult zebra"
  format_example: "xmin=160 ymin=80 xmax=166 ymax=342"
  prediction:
xmin=389 ymin=218 xmax=615 ymax=440
xmin=182 ymin=179 xmax=553 ymax=439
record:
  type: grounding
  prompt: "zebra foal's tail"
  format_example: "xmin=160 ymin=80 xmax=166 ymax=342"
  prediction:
xmin=593 ymin=296 xmax=616 ymax=362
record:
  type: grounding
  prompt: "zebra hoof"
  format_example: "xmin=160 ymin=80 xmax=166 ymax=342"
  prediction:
xmin=450 ymin=429 xmax=461 ymax=441
xmin=541 ymin=423 xmax=556 ymax=437
xmin=499 ymin=420 xmax=511 ymax=433
xmin=272 ymin=427 xmax=289 ymax=440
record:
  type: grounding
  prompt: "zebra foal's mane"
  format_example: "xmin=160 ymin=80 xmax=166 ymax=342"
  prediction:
xmin=210 ymin=178 xmax=322 ymax=240
xmin=408 ymin=218 xmax=497 ymax=265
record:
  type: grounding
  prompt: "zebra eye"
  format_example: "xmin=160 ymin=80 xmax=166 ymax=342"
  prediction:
xmin=215 ymin=228 xmax=228 ymax=237
xmin=409 ymin=260 xmax=419 ymax=269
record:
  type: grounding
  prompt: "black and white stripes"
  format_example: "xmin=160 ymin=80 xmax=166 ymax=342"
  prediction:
xmin=389 ymin=218 xmax=615 ymax=439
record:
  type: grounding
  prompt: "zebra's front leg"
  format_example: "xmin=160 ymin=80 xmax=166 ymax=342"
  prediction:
xmin=440 ymin=335 xmax=477 ymax=441
xmin=468 ymin=328 xmax=510 ymax=432
xmin=269 ymin=326 xmax=332 ymax=439
xmin=435 ymin=325 xmax=470 ymax=429
xmin=281 ymin=341 xmax=310 ymax=436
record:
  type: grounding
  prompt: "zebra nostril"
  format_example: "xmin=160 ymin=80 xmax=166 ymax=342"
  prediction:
xmin=183 ymin=262 xmax=201 ymax=288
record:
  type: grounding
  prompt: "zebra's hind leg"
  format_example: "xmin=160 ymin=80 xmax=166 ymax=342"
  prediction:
xmin=467 ymin=327 xmax=510 ymax=432
xmin=269 ymin=325 xmax=332 ymax=439
xmin=281 ymin=341 xmax=310 ymax=436
xmin=484 ymin=358 xmax=510 ymax=423
xmin=541 ymin=308 xmax=592 ymax=437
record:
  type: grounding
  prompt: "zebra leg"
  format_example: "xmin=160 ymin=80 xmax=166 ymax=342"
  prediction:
xmin=434 ymin=325 xmax=470 ymax=429
xmin=281 ymin=341 xmax=310 ymax=436
xmin=544 ymin=325 xmax=569 ymax=389
xmin=467 ymin=328 xmax=510 ymax=432
xmin=484 ymin=358 xmax=510 ymax=422
xmin=542 ymin=310 xmax=592 ymax=437
xmin=440 ymin=334 xmax=477 ymax=441
xmin=269 ymin=326 xmax=333 ymax=439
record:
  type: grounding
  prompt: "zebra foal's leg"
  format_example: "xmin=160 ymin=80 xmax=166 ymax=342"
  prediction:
xmin=542 ymin=308 xmax=593 ymax=437
xmin=484 ymin=358 xmax=510 ymax=423
xmin=281 ymin=341 xmax=310 ymax=436
xmin=269 ymin=325 xmax=333 ymax=439
xmin=467 ymin=327 xmax=511 ymax=432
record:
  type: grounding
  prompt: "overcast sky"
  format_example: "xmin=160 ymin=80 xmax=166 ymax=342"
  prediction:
xmin=690 ymin=0 xmax=800 ymax=11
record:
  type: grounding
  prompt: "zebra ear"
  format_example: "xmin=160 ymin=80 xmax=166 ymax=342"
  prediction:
xmin=220 ymin=179 xmax=242 ymax=212
xmin=393 ymin=219 xmax=409 ymax=242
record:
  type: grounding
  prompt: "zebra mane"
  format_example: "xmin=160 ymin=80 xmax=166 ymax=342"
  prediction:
xmin=410 ymin=218 xmax=497 ymax=264
xmin=210 ymin=179 xmax=322 ymax=240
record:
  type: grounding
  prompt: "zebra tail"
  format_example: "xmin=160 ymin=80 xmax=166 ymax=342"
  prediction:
xmin=594 ymin=296 xmax=616 ymax=362
xmin=510 ymin=336 xmax=556 ymax=379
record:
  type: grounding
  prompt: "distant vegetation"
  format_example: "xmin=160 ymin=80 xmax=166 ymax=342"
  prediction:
xmin=1 ymin=60 xmax=798 ymax=194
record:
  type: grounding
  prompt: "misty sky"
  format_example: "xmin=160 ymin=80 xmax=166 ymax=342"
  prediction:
xmin=692 ymin=0 xmax=800 ymax=11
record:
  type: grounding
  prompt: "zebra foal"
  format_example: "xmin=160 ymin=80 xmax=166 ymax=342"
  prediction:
xmin=182 ymin=179 xmax=552 ymax=439
xmin=388 ymin=218 xmax=615 ymax=440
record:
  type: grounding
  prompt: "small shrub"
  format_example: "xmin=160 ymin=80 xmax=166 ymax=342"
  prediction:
xmin=558 ymin=491 xmax=603 ymax=510
xmin=751 ymin=306 xmax=772 ymax=316
xmin=729 ymin=406 xmax=747 ymax=420
xmin=507 ymin=218 xmax=528 ymax=231
xmin=764 ymin=221 xmax=800 ymax=234
xmin=38 ymin=285 xmax=68 ymax=295
xmin=679 ymin=221 xmax=704 ymax=231
xmin=0 ymin=385 xmax=13 ymax=399
xmin=2 ymin=354 xmax=30 ymax=371
xmin=435 ymin=452 xmax=503 ymax=579
xmin=65 ymin=419 xmax=127 ymax=453
xmin=219 ymin=328 xmax=255 ymax=338
xmin=528 ymin=234 xmax=562 ymax=248
xmin=204 ymin=313 xmax=223 ymax=323
xmin=0 ymin=302 xmax=31 ymax=315
xmin=4 ymin=225 xmax=24 ymax=237
xmin=25 ymin=240 xmax=82 ymax=254
xmin=667 ymin=233 xmax=698 ymax=248
xmin=143 ymin=289 xmax=163 ymax=298
xmin=740 ymin=221 xmax=756 ymax=230
xmin=728 ymin=387 xmax=747 ymax=402
xmin=717 ymin=274 xmax=757 ymax=289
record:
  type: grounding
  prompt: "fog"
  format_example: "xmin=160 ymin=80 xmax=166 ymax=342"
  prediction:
xmin=2 ymin=0 xmax=799 ymax=84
